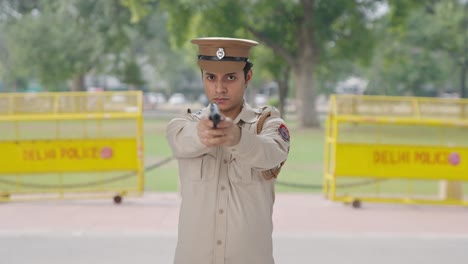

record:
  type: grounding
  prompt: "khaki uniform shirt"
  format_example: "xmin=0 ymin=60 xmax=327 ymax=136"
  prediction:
xmin=166 ymin=103 xmax=290 ymax=264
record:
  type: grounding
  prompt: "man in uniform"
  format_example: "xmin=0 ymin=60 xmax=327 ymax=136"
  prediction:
xmin=166 ymin=37 xmax=290 ymax=264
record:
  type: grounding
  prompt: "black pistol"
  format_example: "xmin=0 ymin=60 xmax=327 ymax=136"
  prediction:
xmin=209 ymin=102 xmax=222 ymax=128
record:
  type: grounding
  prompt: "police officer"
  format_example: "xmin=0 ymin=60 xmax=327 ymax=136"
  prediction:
xmin=166 ymin=37 xmax=290 ymax=264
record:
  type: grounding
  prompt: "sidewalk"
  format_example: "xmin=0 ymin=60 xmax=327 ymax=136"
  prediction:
xmin=2 ymin=193 xmax=468 ymax=264
xmin=1 ymin=192 xmax=468 ymax=235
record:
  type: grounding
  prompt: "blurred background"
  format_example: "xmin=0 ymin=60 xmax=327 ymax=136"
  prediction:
xmin=0 ymin=0 xmax=467 ymax=197
xmin=0 ymin=0 xmax=467 ymax=124
xmin=1 ymin=1 xmax=468 ymax=263
xmin=0 ymin=0 xmax=467 ymax=194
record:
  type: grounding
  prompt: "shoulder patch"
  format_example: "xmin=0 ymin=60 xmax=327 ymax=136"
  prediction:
xmin=278 ymin=124 xmax=290 ymax=142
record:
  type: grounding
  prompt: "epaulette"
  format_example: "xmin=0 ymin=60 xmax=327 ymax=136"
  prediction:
xmin=194 ymin=109 xmax=203 ymax=116
xmin=186 ymin=108 xmax=203 ymax=120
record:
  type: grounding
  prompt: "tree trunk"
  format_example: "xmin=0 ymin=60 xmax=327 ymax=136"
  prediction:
xmin=295 ymin=0 xmax=320 ymax=128
xmin=461 ymin=60 xmax=467 ymax=98
xmin=277 ymin=67 xmax=290 ymax=119
xmin=462 ymin=2 xmax=468 ymax=98
xmin=294 ymin=62 xmax=320 ymax=127
xmin=461 ymin=61 xmax=467 ymax=119
xmin=71 ymin=74 xmax=85 ymax=91
xmin=13 ymin=79 xmax=18 ymax=92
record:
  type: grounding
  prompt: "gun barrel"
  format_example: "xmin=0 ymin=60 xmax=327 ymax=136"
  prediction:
xmin=209 ymin=102 xmax=222 ymax=128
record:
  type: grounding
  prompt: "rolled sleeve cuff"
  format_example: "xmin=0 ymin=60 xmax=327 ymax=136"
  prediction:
xmin=180 ymin=122 xmax=205 ymax=149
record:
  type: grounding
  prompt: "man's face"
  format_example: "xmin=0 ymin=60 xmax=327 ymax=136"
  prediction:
xmin=203 ymin=69 xmax=252 ymax=119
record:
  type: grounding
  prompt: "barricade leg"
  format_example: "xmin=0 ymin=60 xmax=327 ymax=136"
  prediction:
xmin=439 ymin=181 xmax=463 ymax=200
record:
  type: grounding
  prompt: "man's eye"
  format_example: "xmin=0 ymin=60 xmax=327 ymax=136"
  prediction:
xmin=207 ymin=75 xmax=215 ymax=80
xmin=227 ymin=75 xmax=236 ymax=80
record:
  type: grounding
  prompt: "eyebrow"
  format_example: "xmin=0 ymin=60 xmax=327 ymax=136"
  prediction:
xmin=205 ymin=72 xmax=237 ymax=77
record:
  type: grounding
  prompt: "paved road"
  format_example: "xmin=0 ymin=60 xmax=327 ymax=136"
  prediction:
xmin=1 ymin=193 xmax=468 ymax=264
xmin=1 ymin=231 xmax=467 ymax=264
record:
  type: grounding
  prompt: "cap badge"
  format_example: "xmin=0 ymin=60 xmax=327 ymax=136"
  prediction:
xmin=216 ymin=48 xmax=225 ymax=59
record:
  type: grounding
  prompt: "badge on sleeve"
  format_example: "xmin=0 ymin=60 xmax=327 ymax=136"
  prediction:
xmin=278 ymin=124 xmax=290 ymax=142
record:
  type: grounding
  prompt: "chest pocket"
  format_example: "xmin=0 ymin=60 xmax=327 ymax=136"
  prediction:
xmin=228 ymin=158 xmax=257 ymax=184
xmin=226 ymin=122 xmax=260 ymax=184
xmin=187 ymin=154 xmax=216 ymax=181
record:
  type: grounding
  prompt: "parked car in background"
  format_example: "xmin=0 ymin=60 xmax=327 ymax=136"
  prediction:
xmin=254 ymin=94 xmax=268 ymax=107
xmin=145 ymin=92 xmax=167 ymax=110
xmin=147 ymin=92 xmax=167 ymax=104
xmin=168 ymin=93 xmax=187 ymax=105
xmin=198 ymin=94 xmax=208 ymax=105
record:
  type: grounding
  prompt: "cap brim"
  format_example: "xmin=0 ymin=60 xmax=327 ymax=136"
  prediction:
xmin=198 ymin=60 xmax=246 ymax=74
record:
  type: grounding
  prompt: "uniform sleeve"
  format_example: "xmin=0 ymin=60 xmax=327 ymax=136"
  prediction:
xmin=227 ymin=109 xmax=290 ymax=171
xmin=166 ymin=114 xmax=214 ymax=158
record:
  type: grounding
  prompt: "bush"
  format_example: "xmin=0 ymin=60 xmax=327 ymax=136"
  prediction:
xmin=267 ymin=98 xmax=280 ymax=108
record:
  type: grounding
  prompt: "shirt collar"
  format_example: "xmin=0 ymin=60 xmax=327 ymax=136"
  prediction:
xmin=233 ymin=102 xmax=261 ymax=124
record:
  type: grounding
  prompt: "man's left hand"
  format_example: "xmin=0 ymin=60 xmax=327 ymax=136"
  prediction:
xmin=198 ymin=117 xmax=241 ymax=147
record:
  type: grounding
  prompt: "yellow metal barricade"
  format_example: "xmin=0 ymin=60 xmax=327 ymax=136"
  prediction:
xmin=0 ymin=91 xmax=144 ymax=203
xmin=323 ymin=94 xmax=468 ymax=208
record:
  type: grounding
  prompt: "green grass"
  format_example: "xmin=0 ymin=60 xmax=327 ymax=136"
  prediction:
xmin=141 ymin=118 xmax=326 ymax=192
xmin=142 ymin=118 xmax=179 ymax=192
xmin=1 ymin=118 xmax=468 ymax=197
xmin=274 ymin=127 xmax=324 ymax=192
xmin=0 ymin=172 xmax=140 ymax=193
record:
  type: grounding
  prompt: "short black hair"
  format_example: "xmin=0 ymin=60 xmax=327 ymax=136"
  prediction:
xmin=243 ymin=61 xmax=253 ymax=79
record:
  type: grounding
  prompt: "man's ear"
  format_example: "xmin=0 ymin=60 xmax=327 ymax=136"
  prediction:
xmin=245 ymin=69 xmax=253 ymax=86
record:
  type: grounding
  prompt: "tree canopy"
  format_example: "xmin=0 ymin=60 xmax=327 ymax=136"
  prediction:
xmin=0 ymin=0 xmax=466 ymax=127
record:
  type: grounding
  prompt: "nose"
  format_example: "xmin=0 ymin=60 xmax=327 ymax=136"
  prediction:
xmin=215 ymin=80 xmax=227 ymax=94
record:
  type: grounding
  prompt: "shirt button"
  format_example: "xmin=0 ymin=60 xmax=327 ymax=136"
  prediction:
xmin=219 ymin=209 xmax=224 ymax=214
xmin=217 ymin=240 xmax=222 ymax=245
xmin=223 ymin=159 xmax=228 ymax=164
xmin=220 ymin=186 xmax=225 ymax=191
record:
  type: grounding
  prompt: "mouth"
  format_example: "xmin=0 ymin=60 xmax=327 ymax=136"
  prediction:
xmin=213 ymin=98 xmax=228 ymax=104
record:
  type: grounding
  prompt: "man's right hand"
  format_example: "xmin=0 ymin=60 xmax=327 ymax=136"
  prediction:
xmin=197 ymin=117 xmax=240 ymax=147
